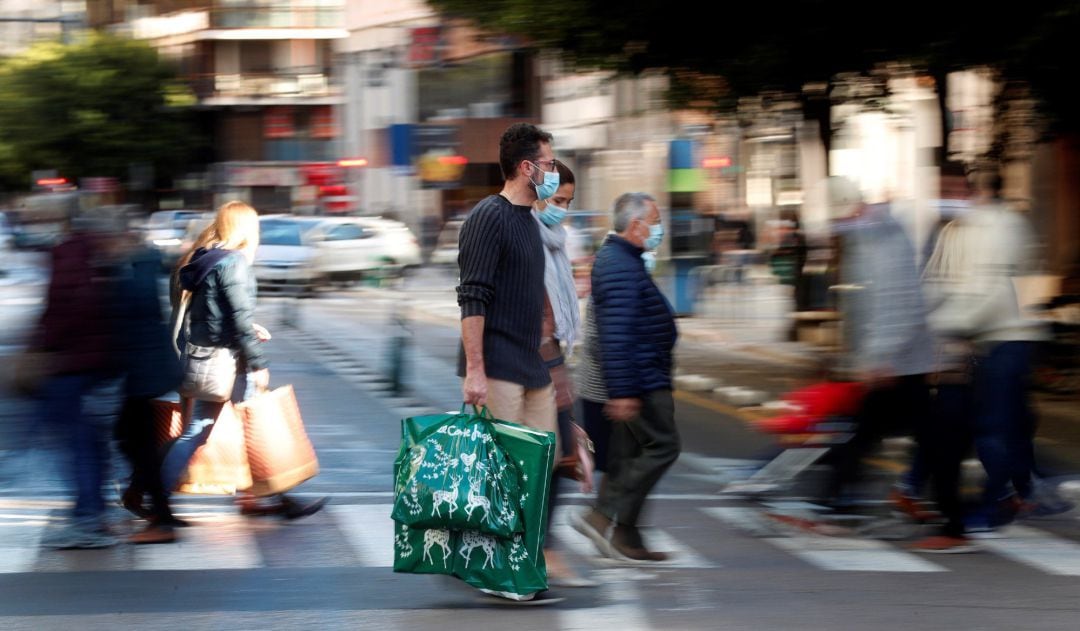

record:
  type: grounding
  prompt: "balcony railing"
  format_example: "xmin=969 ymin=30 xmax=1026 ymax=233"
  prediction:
xmin=192 ymin=70 xmax=342 ymax=100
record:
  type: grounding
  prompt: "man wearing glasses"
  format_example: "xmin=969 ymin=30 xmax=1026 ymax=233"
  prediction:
xmin=457 ymin=123 xmax=559 ymax=442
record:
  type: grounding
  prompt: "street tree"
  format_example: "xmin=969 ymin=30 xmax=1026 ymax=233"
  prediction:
xmin=0 ymin=33 xmax=201 ymax=190
xmin=429 ymin=1 xmax=1080 ymax=137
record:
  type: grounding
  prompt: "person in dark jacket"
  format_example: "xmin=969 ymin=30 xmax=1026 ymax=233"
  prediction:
xmin=162 ymin=201 xmax=326 ymax=519
xmin=34 ymin=216 xmax=125 ymax=549
xmin=570 ymin=192 xmax=679 ymax=562
xmin=111 ymin=236 xmax=185 ymax=543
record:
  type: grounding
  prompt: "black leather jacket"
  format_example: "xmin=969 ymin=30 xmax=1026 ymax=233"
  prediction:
xmin=175 ymin=247 xmax=266 ymax=371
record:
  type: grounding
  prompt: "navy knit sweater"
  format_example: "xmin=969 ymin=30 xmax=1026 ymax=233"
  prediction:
xmin=456 ymin=194 xmax=550 ymax=389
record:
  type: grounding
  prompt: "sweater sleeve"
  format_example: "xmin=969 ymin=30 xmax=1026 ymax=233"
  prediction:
xmin=456 ymin=200 xmax=503 ymax=319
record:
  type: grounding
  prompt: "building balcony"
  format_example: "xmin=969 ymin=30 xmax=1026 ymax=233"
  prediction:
xmin=209 ymin=6 xmax=343 ymax=30
xmin=129 ymin=7 xmax=346 ymax=44
xmin=192 ymin=70 xmax=344 ymax=106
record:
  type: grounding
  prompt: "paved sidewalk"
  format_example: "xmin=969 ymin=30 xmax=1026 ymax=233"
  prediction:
xmin=364 ymin=272 xmax=1080 ymax=470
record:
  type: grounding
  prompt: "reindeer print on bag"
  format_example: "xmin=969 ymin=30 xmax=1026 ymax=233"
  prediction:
xmin=459 ymin=530 xmax=496 ymax=570
xmin=422 ymin=528 xmax=453 ymax=567
xmin=431 ymin=473 xmax=462 ymax=517
xmin=464 ymin=472 xmax=492 ymax=525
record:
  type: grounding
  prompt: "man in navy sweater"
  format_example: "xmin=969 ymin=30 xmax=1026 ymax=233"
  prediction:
xmin=456 ymin=123 xmax=557 ymax=436
xmin=571 ymin=192 xmax=679 ymax=562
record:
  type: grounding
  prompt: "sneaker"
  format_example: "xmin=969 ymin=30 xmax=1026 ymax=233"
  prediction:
xmin=569 ymin=508 xmax=615 ymax=558
xmin=129 ymin=524 xmax=177 ymax=545
xmin=909 ymin=535 xmax=977 ymax=554
xmin=963 ymin=516 xmax=1002 ymax=539
xmin=888 ymin=489 xmax=939 ymax=522
xmin=1016 ymin=496 xmax=1074 ymax=518
xmin=474 ymin=589 xmax=566 ymax=606
xmin=43 ymin=523 xmax=119 ymax=550
xmin=610 ymin=525 xmax=670 ymax=562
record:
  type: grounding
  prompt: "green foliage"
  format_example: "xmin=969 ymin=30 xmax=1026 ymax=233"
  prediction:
xmin=0 ymin=33 xmax=202 ymax=190
xmin=430 ymin=0 xmax=1080 ymax=131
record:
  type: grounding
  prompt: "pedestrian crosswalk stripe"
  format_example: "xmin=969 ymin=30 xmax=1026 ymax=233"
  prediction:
xmin=972 ymin=525 xmax=1080 ymax=576
xmin=557 ymin=568 xmax=652 ymax=630
xmin=133 ymin=514 xmax=262 ymax=571
xmin=333 ymin=504 xmax=395 ymax=567
xmin=0 ymin=546 xmax=38 ymax=573
xmin=6 ymin=498 xmax=1080 ymax=578
xmin=702 ymin=507 xmax=948 ymax=573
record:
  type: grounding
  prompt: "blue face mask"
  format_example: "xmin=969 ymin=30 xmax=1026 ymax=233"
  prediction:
xmin=531 ymin=163 xmax=560 ymax=200
xmin=538 ymin=204 xmax=567 ymax=226
xmin=642 ymin=251 xmax=656 ymax=273
xmin=645 ymin=223 xmax=664 ymax=250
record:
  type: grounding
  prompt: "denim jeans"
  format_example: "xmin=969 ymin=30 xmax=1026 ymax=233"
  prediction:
xmin=161 ymin=370 xmax=255 ymax=494
xmin=41 ymin=374 xmax=121 ymax=521
xmin=974 ymin=342 xmax=1036 ymax=505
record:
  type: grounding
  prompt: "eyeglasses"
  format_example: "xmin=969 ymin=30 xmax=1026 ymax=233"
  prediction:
xmin=530 ymin=159 xmax=558 ymax=173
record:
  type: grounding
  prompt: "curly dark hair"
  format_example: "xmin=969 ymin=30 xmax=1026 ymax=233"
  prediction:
xmin=498 ymin=123 xmax=553 ymax=181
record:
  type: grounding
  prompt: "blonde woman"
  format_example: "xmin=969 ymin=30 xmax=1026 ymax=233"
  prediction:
xmin=161 ymin=201 xmax=325 ymax=522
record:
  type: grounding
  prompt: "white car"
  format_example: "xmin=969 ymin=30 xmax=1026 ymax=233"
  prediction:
xmin=143 ymin=210 xmax=212 ymax=270
xmin=254 ymin=215 xmax=422 ymax=290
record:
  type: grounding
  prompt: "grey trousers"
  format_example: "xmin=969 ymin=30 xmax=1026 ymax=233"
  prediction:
xmin=596 ymin=390 xmax=680 ymax=527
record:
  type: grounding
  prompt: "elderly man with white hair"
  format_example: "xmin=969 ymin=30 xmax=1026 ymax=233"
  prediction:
xmin=571 ymin=192 xmax=679 ymax=562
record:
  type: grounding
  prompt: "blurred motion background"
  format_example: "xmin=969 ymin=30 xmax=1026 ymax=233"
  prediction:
xmin=2 ymin=1 xmax=1080 ymax=628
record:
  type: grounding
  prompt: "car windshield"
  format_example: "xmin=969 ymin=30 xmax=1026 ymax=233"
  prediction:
xmin=150 ymin=211 xmax=201 ymax=229
xmin=260 ymin=220 xmax=306 ymax=246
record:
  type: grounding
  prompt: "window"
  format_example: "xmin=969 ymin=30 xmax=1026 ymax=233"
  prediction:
xmin=324 ymin=224 xmax=367 ymax=241
xmin=260 ymin=220 xmax=304 ymax=246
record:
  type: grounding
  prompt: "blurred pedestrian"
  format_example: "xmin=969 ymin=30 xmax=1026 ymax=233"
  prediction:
xmin=571 ymin=192 xmax=680 ymax=562
xmin=110 ymin=230 xmax=185 ymax=543
xmin=906 ymin=220 xmax=979 ymax=553
xmin=33 ymin=214 xmax=124 ymax=549
xmin=533 ymin=161 xmax=595 ymax=587
xmin=928 ymin=171 xmax=1053 ymax=533
xmin=823 ymin=177 xmax=936 ymax=510
xmin=163 ymin=201 xmax=326 ymax=519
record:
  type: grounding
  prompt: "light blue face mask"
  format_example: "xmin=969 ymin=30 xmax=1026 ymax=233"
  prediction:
xmin=531 ymin=162 xmax=560 ymax=200
xmin=642 ymin=251 xmax=656 ymax=273
xmin=538 ymin=204 xmax=567 ymax=226
xmin=645 ymin=223 xmax=664 ymax=250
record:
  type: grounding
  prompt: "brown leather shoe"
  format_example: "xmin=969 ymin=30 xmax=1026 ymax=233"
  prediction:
xmin=611 ymin=525 xmax=669 ymax=562
xmin=129 ymin=524 xmax=176 ymax=545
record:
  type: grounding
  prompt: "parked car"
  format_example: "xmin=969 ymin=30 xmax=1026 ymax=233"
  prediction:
xmin=143 ymin=210 xmax=212 ymax=270
xmin=253 ymin=215 xmax=422 ymax=290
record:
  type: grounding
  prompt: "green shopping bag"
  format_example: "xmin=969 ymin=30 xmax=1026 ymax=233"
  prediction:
xmin=392 ymin=407 xmax=523 ymax=537
xmin=393 ymin=523 xmax=458 ymax=575
xmin=392 ymin=406 xmax=557 ymax=599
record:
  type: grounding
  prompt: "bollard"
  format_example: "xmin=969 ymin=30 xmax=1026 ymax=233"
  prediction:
xmin=384 ymin=299 xmax=410 ymax=395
